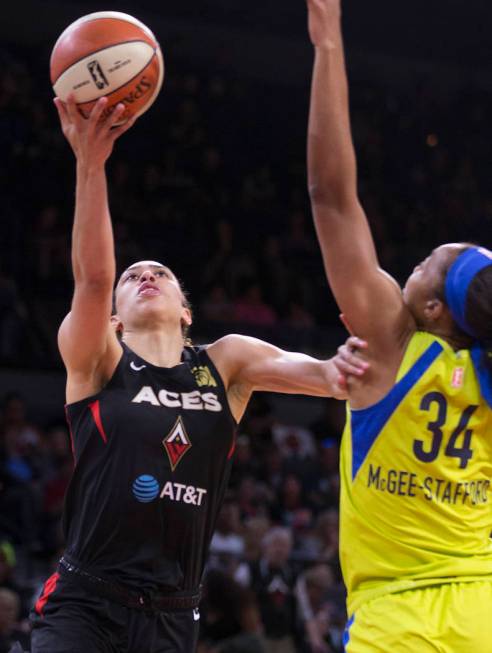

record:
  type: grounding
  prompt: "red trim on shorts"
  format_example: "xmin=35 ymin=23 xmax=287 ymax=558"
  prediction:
xmin=64 ymin=406 xmax=75 ymax=457
xmin=35 ymin=571 xmax=60 ymax=616
xmin=227 ymin=431 xmax=236 ymax=460
xmin=89 ymin=400 xmax=108 ymax=444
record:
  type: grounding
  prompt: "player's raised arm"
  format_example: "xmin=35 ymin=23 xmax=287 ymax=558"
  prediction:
xmin=306 ymin=0 xmax=413 ymax=348
xmin=55 ymin=96 xmax=136 ymax=400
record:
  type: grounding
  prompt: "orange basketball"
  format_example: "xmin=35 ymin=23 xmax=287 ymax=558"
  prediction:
xmin=50 ymin=11 xmax=164 ymax=124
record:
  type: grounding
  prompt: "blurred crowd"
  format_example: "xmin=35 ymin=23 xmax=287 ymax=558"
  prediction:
xmin=0 ymin=389 xmax=346 ymax=653
xmin=1 ymin=34 xmax=492 ymax=652
xmin=1 ymin=43 xmax=491 ymax=368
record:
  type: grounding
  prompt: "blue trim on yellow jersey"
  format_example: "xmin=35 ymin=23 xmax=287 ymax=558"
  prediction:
xmin=343 ymin=614 xmax=355 ymax=650
xmin=351 ymin=341 xmax=443 ymax=480
xmin=471 ymin=343 xmax=492 ymax=408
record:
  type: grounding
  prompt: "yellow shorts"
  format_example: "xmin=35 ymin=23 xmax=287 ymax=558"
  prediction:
xmin=344 ymin=581 xmax=492 ymax=652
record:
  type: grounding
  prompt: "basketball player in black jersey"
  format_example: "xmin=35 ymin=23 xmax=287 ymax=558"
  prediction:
xmin=29 ymin=96 xmax=367 ymax=653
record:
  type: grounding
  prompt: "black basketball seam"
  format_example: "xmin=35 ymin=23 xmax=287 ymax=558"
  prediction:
xmin=51 ymin=38 xmax=157 ymax=85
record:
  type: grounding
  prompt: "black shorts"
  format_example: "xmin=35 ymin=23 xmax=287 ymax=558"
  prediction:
xmin=30 ymin=571 xmax=200 ymax=653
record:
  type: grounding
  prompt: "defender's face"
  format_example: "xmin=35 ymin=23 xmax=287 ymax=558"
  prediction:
xmin=403 ymin=244 xmax=464 ymax=321
xmin=114 ymin=261 xmax=189 ymax=327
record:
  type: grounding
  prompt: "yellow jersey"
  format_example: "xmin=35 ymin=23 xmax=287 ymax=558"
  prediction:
xmin=340 ymin=331 xmax=492 ymax=615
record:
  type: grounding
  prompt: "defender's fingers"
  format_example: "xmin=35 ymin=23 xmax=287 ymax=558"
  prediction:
xmin=346 ymin=336 xmax=368 ymax=350
xmin=336 ymin=355 xmax=366 ymax=376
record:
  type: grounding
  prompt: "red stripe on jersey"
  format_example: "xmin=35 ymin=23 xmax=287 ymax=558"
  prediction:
xmin=227 ymin=431 xmax=236 ymax=460
xmin=35 ymin=571 xmax=60 ymax=615
xmin=89 ymin=400 xmax=108 ymax=444
xmin=64 ymin=405 xmax=75 ymax=457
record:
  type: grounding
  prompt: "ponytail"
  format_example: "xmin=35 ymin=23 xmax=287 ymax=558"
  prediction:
xmin=466 ymin=266 xmax=492 ymax=374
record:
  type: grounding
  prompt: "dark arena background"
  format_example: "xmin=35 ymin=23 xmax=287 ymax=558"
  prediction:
xmin=0 ymin=1 xmax=491 ymax=651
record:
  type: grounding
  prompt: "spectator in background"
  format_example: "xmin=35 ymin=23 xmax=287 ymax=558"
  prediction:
xmin=31 ymin=205 xmax=69 ymax=290
xmin=199 ymin=569 xmax=265 ymax=653
xmin=0 ymin=273 xmax=27 ymax=364
xmin=295 ymin=565 xmax=344 ymax=653
xmin=237 ymin=475 xmax=272 ymax=521
xmin=232 ymin=280 xmax=277 ymax=329
xmin=40 ymin=425 xmax=73 ymax=554
xmin=228 ymin=435 xmax=259 ymax=490
xmin=200 ymin=284 xmax=234 ymax=324
xmin=257 ymin=236 xmax=290 ymax=313
xmin=0 ymin=466 xmax=40 ymax=553
xmin=0 ymin=588 xmax=30 ymax=653
xmin=294 ymin=510 xmax=341 ymax=574
xmin=0 ymin=541 xmax=17 ymax=591
xmin=246 ymin=527 xmax=297 ymax=653
xmin=240 ymin=394 xmax=275 ymax=442
xmin=275 ymin=475 xmax=312 ymax=530
xmin=272 ymin=421 xmax=316 ymax=463
xmin=306 ymin=438 xmax=340 ymax=513
xmin=239 ymin=517 xmax=271 ymax=571
xmin=258 ymin=445 xmax=284 ymax=496
xmin=209 ymin=499 xmax=245 ymax=578
xmin=0 ymin=394 xmax=41 ymax=484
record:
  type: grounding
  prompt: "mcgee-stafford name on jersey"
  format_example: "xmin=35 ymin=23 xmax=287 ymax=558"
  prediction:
xmin=132 ymin=385 xmax=222 ymax=411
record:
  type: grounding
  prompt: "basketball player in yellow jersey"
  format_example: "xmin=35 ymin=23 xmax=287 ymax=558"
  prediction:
xmin=305 ymin=0 xmax=492 ymax=651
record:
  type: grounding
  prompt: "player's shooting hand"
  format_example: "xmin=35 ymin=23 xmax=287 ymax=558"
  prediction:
xmin=306 ymin=0 xmax=341 ymax=50
xmin=331 ymin=336 xmax=369 ymax=396
xmin=53 ymin=95 xmax=137 ymax=167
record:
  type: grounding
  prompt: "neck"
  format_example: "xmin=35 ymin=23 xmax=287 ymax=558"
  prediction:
xmin=121 ymin=327 xmax=185 ymax=367
xmin=428 ymin=325 xmax=474 ymax=351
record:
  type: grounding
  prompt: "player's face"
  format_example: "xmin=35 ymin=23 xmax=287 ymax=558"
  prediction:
xmin=403 ymin=244 xmax=464 ymax=324
xmin=114 ymin=261 xmax=190 ymax=329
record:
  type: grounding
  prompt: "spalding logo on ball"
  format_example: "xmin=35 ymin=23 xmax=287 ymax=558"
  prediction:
xmin=50 ymin=11 xmax=164 ymax=124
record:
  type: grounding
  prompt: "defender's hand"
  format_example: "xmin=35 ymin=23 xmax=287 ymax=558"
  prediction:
xmin=332 ymin=336 xmax=369 ymax=395
xmin=306 ymin=0 xmax=341 ymax=50
xmin=54 ymin=95 xmax=137 ymax=167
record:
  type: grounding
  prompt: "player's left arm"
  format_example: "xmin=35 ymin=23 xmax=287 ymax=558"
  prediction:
xmin=208 ymin=333 xmax=367 ymax=415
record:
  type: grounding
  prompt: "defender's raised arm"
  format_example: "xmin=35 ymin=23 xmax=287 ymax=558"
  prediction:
xmin=306 ymin=0 xmax=412 ymax=350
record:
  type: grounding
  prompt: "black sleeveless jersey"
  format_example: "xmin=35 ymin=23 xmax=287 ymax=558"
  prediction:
xmin=63 ymin=343 xmax=237 ymax=592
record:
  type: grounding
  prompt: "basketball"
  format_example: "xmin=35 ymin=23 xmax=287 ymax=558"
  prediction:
xmin=50 ymin=11 xmax=164 ymax=124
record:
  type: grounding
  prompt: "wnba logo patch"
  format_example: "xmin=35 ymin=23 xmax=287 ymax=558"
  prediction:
xmin=451 ymin=367 xmax=464 ymax=388
xmin=163 ymin=416 xmax=192 ymax=471
xmin=132 ymin=475 xmax=160 ymax=503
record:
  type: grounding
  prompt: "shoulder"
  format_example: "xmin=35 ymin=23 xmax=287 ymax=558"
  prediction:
xmin=207 ymin=334 xmax=281 ymax=394
xmin=207 ymin=333 xmax=256 ymax=351
xmin=207 ymin=334 xmax=270 ymax=371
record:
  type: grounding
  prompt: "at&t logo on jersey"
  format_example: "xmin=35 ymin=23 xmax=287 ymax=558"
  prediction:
xmin=132 ymin=386 xmax=222 ymax=411
xmin=132 ymin=475 xmax=160 ymax=503
xmin=131 ymin=474 xmax=207 ymax=507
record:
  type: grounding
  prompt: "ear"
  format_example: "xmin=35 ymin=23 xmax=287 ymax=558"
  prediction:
xmin=423 ymin=298 xmax=444 ymax=322
xmin=181 ymin=307 xmax=192 ymax=327
xmin=110 ymin=314 xmax=123 ymax=333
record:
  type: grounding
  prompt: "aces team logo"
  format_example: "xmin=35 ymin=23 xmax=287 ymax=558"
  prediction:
xmin=163 ymin=416 xmax=192 ymax=471
xmin=191 ymin=366 xmax=217 ymax=388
